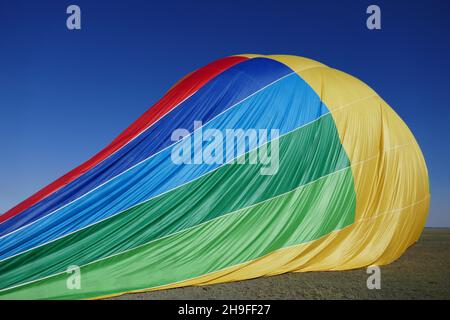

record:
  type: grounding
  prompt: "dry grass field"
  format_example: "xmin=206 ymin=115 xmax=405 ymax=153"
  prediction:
xmin=111 ymin=228 xmax=450 ymax=300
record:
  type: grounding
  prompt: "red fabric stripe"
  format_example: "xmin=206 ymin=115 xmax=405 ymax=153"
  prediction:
xmin=0 ymin=56 xmax=248 ymax=223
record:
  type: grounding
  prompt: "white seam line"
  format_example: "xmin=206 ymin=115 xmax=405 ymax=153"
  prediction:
xmin=0 ymin=57 xmax=258 ymax=222
xmin=0 ymin=71 xmax=298 ymax=239
xmin=0 ymin=111 xmax=327 ymax=262
xmin=0 ymin=93 xmax=379 ymax=263
xmin=0 ymin=141 xmax=418 ymax=293
xmin=0 ymin=82 xmax=198 ymax=225
xmin=0 ymin=93 xmax=378 ymax=263
xmin=0 ymin=57 xmax=252 ymax=224
xmin=114 ymin=195 xmax=429 ymax=300
xmin=0 ymin=60 xmax=366 ymax=226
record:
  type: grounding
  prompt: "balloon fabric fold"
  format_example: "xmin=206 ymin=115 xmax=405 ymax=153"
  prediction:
xmin=0 ymin=55 xmax=429 ymax=299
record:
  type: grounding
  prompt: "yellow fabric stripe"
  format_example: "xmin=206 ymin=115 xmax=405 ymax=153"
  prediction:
xmin=95 ymin=186 xmax=427 ymax=300
xmin=95 ymin=54 xmax=430 ymax=299
xmin=238 ymin=55 xmax=428 ymax=220
xmin=266 ymin=54 xmax=430 ymax=256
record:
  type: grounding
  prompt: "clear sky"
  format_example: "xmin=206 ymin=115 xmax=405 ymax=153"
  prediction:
xmin=0 ymin=0 xmax=449 ymax=226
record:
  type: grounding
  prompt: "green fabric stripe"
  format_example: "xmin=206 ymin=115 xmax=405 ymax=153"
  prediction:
xmin=0 ymin=114 xmax=352 ymax=294
xmin=0 ymin=167 xmax=355 ymax=299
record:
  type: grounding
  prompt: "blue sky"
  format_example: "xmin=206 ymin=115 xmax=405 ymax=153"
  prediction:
xmin=0 ymin=0 xmax=449 ymax=226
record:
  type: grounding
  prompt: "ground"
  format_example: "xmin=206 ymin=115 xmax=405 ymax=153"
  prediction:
xmin=111 ymin=228 xmax=450 ymax=300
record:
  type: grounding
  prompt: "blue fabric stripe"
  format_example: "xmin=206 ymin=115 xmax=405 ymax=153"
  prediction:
xmin=0 ymin=68 xmax=329 ymax=261
xmin=0 ymin=58 xmax=291 ymax=237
